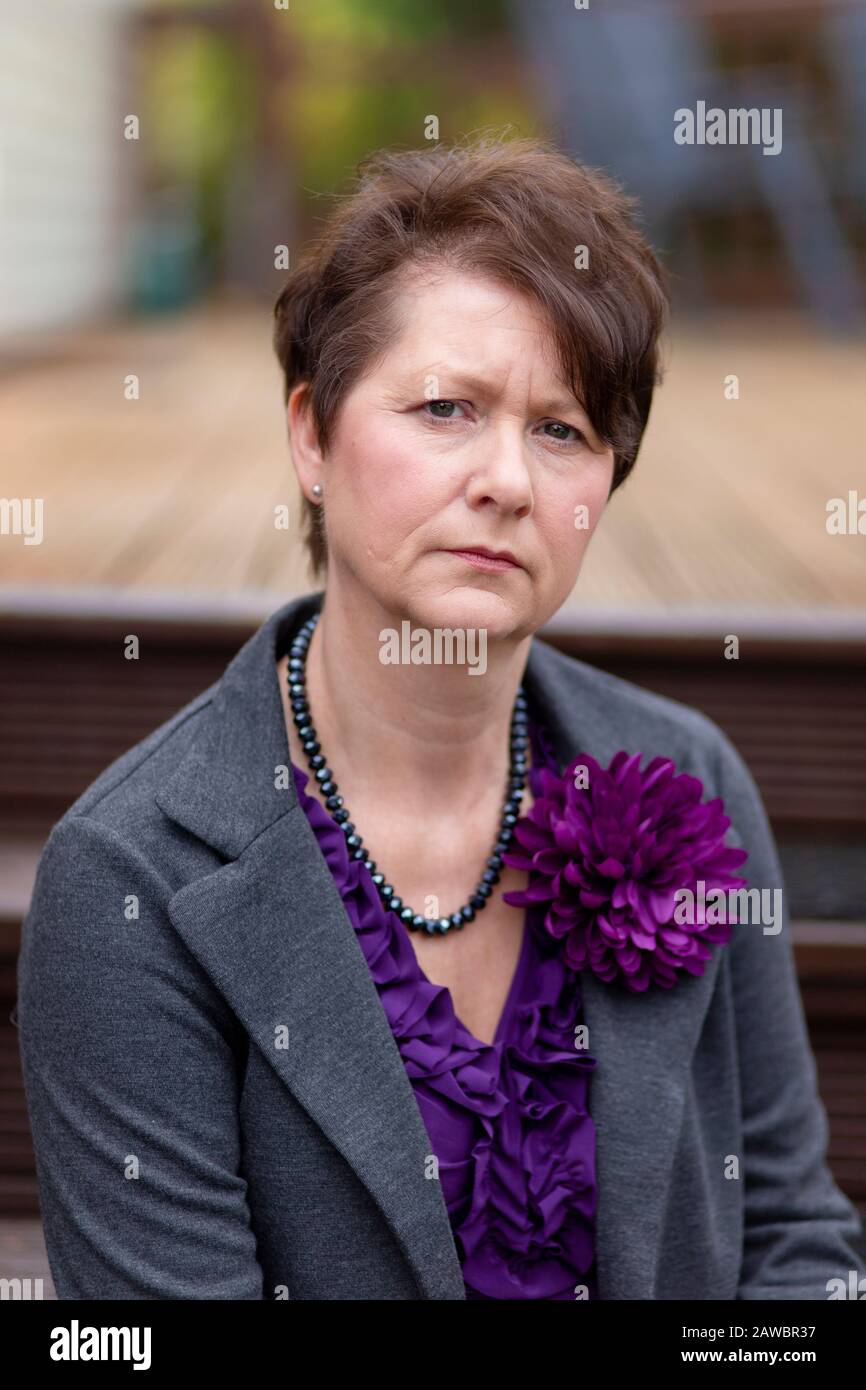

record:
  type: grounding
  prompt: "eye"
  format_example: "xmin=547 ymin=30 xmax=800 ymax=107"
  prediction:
xmin=540 ymin=419 xmax=586 ymax=445
xmin=419 ymin=401 xmax=587 ymax=445
xmin=422 ymin=399 xmax=468 ymax=421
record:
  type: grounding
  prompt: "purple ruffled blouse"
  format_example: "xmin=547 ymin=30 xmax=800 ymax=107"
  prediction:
xmin=289 ymin=714 xmax=599 ymax=1300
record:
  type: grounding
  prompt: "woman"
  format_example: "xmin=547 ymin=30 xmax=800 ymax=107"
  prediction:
xmin=18 ymin=136 xmax=864 ymax=1300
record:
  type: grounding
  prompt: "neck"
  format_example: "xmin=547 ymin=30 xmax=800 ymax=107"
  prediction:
xmin=297 ymin=579 xmax=532 ymax=820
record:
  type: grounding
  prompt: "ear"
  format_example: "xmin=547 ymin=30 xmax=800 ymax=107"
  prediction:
xmin=286 ymin=383 xmax=325 ymax=498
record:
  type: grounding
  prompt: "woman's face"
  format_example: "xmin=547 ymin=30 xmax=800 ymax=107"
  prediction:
xmin=292 ymin=266 xmax=615 ymax=641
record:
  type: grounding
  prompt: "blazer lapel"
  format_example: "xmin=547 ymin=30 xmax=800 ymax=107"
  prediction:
xmin=156 ymin=591 xmax=719 ymax=1301
xmin=166 ymin=807 xmax=468 ymax=1300
xmin=156 ymin=590 xmax=466 ymax=1299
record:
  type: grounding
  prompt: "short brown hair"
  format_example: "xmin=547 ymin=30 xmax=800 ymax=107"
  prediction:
xmin=273 ymin=133 xmax=668 ymax=578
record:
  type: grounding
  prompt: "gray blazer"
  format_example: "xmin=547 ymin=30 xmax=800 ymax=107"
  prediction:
xmin=17 ymin=590 xmax=865 ymax=1300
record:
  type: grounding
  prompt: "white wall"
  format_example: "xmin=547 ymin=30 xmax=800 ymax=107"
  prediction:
xmin=0 ymin=0 xmax=144 ymax=338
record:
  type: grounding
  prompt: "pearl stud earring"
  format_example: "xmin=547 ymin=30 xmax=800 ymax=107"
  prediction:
xmin=311 ymin=483 xmax=323 ymax=500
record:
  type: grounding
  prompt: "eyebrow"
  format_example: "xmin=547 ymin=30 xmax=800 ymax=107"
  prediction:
xmin=410 ymin=366 xmax=590 ymax=420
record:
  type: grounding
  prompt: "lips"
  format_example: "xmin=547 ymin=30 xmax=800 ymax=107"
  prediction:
xmin=444 ymin=547 xmax=522 ymax=571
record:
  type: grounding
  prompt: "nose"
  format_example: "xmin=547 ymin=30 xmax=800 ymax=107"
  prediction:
xmin=463 ymin=419 xmax=533 ymax=519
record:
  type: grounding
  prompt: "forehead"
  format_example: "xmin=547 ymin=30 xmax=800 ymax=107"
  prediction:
xmin=397 ymin=264 xmax=558 ymax=346
xmin=381 ymin=264 xmax=565 ymax=378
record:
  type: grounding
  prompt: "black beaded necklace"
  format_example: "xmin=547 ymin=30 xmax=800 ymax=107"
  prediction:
xmin=286 ymin=612 xmax=530 ymax=936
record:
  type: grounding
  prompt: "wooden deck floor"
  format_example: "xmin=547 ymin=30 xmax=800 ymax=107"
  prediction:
xmin=1 ymin=301 xmax=864 ymax=624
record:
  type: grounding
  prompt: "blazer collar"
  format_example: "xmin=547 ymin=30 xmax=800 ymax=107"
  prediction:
xmin=156 ymin=591 xmax=720 ymax=1300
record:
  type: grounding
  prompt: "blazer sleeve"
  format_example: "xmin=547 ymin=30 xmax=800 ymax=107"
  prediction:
xmin=16 ymin=814 xmax=264 ymax=1299
xmin=712 ymin=729 xmax=866 ymax=1300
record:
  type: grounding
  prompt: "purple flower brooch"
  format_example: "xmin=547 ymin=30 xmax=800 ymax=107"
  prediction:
xmin=502 ymin=751 xmax=749 ymax=992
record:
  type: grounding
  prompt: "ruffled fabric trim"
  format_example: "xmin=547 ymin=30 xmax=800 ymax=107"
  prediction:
xmin=289 ymin=719 xmax=599 ymax=1301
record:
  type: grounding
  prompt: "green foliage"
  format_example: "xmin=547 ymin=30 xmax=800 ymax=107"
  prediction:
xmin=292 ymin=0 xmax=510 ymax=45
xmin=143 ymin=26 xmax=254 ymax=181
xmin=286 ymin=0 xmax=532 ymax=208
xmin=137 ymin=0 xmax=534 ymax=253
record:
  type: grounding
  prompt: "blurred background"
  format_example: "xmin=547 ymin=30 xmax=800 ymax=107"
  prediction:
xmin=2 ymin=0 xmax=865 ymax=1289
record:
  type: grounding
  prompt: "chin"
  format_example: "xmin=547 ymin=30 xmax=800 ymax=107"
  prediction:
xmin=402 ymin=583 xmax=536 ymax=644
